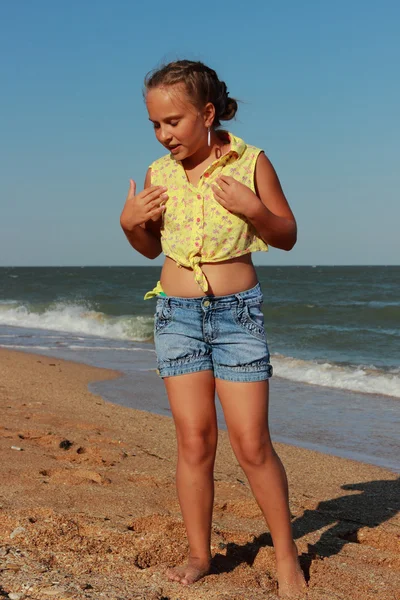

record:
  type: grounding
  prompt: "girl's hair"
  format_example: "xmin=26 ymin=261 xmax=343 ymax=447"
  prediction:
xmin=144 ymin=60 xmax=238 ymax=127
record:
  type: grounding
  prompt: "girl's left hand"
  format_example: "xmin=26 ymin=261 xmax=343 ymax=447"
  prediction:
xmin=212 ymin=176 xmax=260 ymax=218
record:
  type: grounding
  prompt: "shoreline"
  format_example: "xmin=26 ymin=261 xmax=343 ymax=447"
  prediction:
xmin=3 ymin=343 xmax=400 ymax=473
xmin=0 ymin=347 xmax=399 ymax=599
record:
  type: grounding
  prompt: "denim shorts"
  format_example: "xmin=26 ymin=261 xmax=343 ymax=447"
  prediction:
xmin=153 ymin=283 xmax=273 ymax=382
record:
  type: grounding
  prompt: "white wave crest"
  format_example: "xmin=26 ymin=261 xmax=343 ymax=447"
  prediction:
xmin=68 ymin=345 xmax=155 ymax=353
xmin=0 ymin=344 xmax=52 ymax=350
xmin=272 ymin=354 xmax=400 ymax=398
xmin=0 ymin=302 xmax=154 ymax=342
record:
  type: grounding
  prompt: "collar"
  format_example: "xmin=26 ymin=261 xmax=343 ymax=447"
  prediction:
xmin=169 ymin=131 xmax=247 ymax=164
xmin=223 ymin=131 xmax=247 ymax=158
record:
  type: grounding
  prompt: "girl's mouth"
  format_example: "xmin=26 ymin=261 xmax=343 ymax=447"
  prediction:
xmin=169 ymin=144 xmax=182 ymax=154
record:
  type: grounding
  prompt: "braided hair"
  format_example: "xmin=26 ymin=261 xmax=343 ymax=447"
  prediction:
xmin=144 ymin=60 xmax=238 ymax=127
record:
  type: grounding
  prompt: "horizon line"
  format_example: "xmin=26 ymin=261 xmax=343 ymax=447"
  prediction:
xmin=1 ymin=264 xmax=399 ymax=268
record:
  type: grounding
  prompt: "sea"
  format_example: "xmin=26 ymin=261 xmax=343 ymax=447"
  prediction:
xmin=1 ymin=265 xmax=399 ymax=472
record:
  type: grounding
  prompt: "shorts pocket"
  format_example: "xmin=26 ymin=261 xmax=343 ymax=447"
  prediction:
xmin=154 ymin=298 xmax=174 ymax=333
xmin=233 ymin=301 xmax=266 ymax=341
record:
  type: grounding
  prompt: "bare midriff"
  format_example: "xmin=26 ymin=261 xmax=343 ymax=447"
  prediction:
xmin=160 ymin=254 xmax=259 ymax=298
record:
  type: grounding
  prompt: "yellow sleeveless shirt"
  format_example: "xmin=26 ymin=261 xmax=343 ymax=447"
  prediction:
xmin=147 ymin=132 xmax=269 ymax=295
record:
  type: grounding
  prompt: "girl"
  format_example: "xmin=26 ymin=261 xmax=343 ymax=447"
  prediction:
xmin=120 ymin=60 xmax=307 ymax=598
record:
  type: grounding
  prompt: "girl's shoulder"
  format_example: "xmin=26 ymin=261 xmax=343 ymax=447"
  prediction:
xmin=246 ymin=143 xmax=263 ymax=154
xmin=239 ymin=142 xmax=264 ymax=167
xmin=148 ymin=152 xmax=177 ymax=186
xmin=228 ymin=132 xmax=263 ymax=160
xmin=149 ymin=152 xmax=173 ymax=172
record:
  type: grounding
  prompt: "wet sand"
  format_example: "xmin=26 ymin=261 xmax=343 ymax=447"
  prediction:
xmin=0 ymin=348 xmax=399 ymax=599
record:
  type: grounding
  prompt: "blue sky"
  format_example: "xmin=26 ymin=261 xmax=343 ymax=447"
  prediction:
xmin=1 ymin=0 xmax=399 ymax=266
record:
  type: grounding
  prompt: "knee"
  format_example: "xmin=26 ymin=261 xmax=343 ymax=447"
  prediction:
xmin=178 ymin=432 xmax=217 ymax=467
xmin=232 ymin=435 xmax=275 ymax=469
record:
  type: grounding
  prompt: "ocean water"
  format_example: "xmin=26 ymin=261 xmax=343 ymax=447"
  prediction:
xmin=1 ymin=266 xmax=399 ymax=471
xmin=1 ymin=266 xmax=399 ymax=396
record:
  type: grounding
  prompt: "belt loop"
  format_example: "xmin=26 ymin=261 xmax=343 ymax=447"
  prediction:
xmin=235 ymin=292 xmax=244 ymax=308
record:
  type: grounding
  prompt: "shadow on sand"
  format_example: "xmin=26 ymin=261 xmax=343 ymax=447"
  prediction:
xmin=211 ymin=477 xmax=400 ymax=581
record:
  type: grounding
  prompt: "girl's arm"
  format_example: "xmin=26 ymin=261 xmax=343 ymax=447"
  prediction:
xmin=120 ymin=169 xmax=165 ymax=259
xmin=247 ymin=153 xmax=297 ymax=250
xmin=213 ymin=153 xmax=297 ymax=251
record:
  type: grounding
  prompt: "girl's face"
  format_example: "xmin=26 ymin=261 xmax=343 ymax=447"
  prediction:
xmin=146 ymin=83 xmax=213 ymax=161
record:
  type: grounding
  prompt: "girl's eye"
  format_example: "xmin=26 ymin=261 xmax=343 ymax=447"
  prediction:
xmin=153 ymin=123 xmax=160 ymax=129
xmin=170 ymin=121 xmax=179 ymax=127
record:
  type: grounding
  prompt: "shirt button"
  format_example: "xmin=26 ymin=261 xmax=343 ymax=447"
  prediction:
xmin=197 ymin=194 xmax=201 ymax=199
xmin=203 ymin=300 xmax=210 ymax=307
xmin=204 ymin=173 xmax=210 ymax=178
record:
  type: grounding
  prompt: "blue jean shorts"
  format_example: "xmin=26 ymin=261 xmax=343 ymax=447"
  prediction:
xmin=154 ymin=283 xmax=273 ymax=382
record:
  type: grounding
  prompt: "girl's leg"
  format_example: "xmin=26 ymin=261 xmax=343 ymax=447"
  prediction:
xmin=216 ymin=379 xmax=307 ymax=598
xmin=164 ymin=370 xmax=217 ymax=585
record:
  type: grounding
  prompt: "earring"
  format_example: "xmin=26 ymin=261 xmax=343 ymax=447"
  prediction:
xmin=207 ymin=127 xmax=211 ymax=147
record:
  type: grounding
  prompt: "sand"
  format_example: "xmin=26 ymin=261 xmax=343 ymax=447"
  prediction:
xmin=0 ymin=347 xmax=399 ymax=600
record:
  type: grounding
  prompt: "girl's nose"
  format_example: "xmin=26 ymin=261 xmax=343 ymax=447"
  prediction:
xmin=159 ymin=127 xmax=172 ymax=144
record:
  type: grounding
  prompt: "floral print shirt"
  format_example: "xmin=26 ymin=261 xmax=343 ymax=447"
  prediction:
xmin=149 ymin=132 xmax=269 ymax=293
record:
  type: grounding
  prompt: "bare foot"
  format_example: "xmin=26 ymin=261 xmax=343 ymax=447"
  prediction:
xmin=166 ymin=556 xmax=211 ymax=586
xmin=276 ymin=543 xmax=307 ymax=598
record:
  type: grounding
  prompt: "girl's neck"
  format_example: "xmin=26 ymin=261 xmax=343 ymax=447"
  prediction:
xmin=183 ymin=130 xmax=230 ymax=170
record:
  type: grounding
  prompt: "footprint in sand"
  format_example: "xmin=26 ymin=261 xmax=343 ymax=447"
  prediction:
xmin=215 ymin=499 xmax=261 ymax=519
xmin=128 ymin=514 xmax=186 ymax=537
xmin=18 ymin=429 xmax=129 ymax=467
xmin=39 ymin=467 xmax=111 ymax=485
xmin=127 ymin=472 xmax=172 ymax=489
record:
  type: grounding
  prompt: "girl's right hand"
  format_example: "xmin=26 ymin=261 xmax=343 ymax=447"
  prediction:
xmin=120 ymin=180 xmax=168 ymax=230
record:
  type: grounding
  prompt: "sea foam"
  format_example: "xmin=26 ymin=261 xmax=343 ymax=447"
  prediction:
xmin=0 ymin=301 xmax=154 ymax=342
xmin=272 ymin=354 xmax=400 ymax=398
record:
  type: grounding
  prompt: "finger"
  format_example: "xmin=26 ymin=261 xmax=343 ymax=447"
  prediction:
xmin=148 ymin=195 xmax=167 ymax=211
xmin=215 ymin=179 xmax=231 ymax=194
xmin=156 ymin=193 xmax=168 ymax=206
xmin=138 ymin=186 xmax=164 ymax=202
xmin=214 ymin=196 xmax=227 ymax=208
xmin=150 ymin=204 xmax=166 ymax=221
xmin=211 ymin=184 xmax=225 ymax=201
xmin=128 ymin=179 xmax=136 ymax=197
xmin=217 ymin=175 xmax=233 ymax=187
xmin=143 ymin=188 xmax=168 ymax=204
xmin=213 ymin=192 xmax=226 ymax=206
xmin=143 ymin=185 xmax=167 ymax=197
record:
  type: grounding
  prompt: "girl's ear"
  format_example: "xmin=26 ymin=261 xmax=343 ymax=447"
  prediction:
xmin=203 ymin=102 xmax=215 ymax=128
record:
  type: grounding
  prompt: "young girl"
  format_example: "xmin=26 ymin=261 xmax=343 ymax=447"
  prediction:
xmin=120 ymin=60 xmax=307 ymax=598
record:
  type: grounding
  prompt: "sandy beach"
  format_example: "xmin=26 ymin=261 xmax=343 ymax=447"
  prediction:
xmin=0 ymin=347 xmax=399 ymax=600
